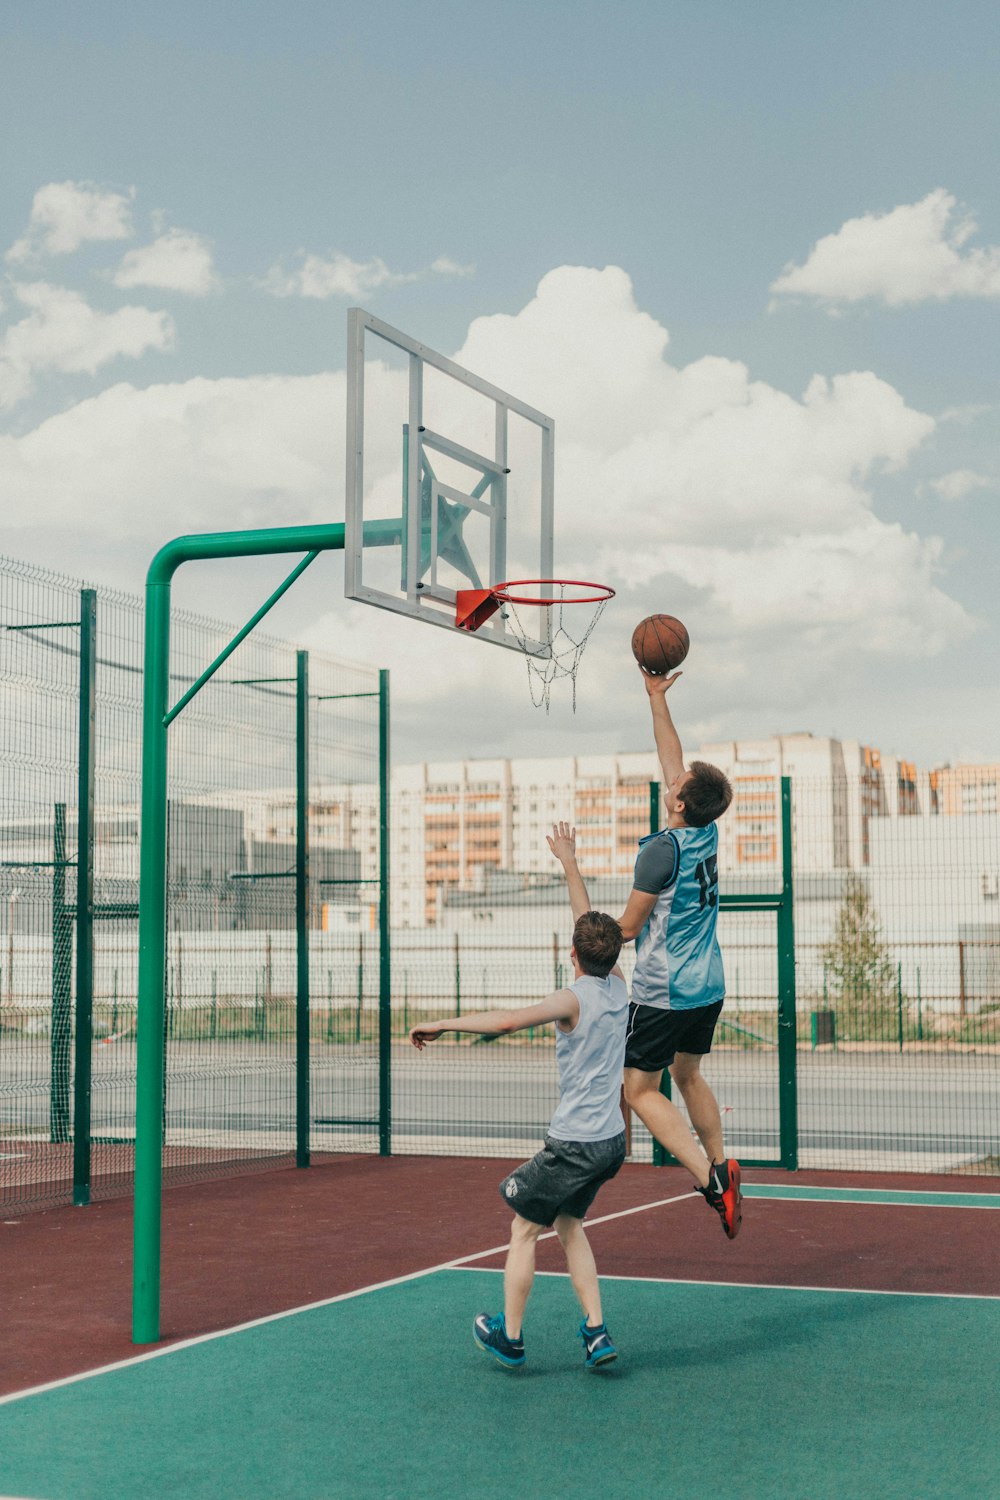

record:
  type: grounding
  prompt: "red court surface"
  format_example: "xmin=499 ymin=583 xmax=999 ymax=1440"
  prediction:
xmin=3 ymin=1155 xmax=997 ymax=1398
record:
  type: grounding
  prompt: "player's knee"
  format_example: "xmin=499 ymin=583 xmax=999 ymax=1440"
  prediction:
xmin=553 ymin=1213 xmax=582 ymax=1244
xmin=623 ymin=1068 xmax=658 ymax=1107
xmin=669 ymin=1054 xmax=702 ymax=1089
xmin=510 ymin=1213 xmax=542 ymax=1243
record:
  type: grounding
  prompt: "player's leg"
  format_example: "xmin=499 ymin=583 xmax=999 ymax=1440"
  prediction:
xmin=554 ymin=1136 xmax=625 ymax=1367
xmin=554 ymin=1213 xmax=618 ymax=1369
xmin=668 ymin=1005 xmax=742 ymax=1238
xmin=477 ymin=1149 xmax=556 ymax=1367
xmin=503 ymin=1212 xmax=542 ymax=1337
xmin=669 ymin=1051 xmax=724 ymax=1162
xmin=623 ymin=1066 xmax=711 ymax=1188
xmin=553 ymin=1213 xmax=603 ymax=1326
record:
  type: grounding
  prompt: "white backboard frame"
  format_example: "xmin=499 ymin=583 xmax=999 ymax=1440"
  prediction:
xmin=345 ymin=308 xmax=554 ymax=655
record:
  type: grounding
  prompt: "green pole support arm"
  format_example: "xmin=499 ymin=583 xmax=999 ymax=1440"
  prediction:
xmin=164 ymin=551 xmax=320 ymax=726
xmin=133 ymin=518 xmax=398 ymax=1345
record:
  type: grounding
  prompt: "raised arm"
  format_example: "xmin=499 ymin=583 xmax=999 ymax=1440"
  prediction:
xmin=410 ymin=988 xmax=579 ymax=1049
xmin=642 ymin=667 xmax=685 ymax=785
xmin=546 ymin=821 xmax=591 ymax=921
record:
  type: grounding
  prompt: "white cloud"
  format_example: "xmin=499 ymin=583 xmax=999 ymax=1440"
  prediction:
xmin=265 ymin=252 xmax=412 ymax=299
xmin=770 ymin=190 xmax=1000 ymax=307
xmin=430 ymin=255 xmax=475 ymax=277
xmin=7 ymin=181 xmax=134 ymax=263
xmin=112 ymin=229 xmax=218 ymax=295
xmin=4 ymin=371 xmax=338 ymax=530
xmin=264 ymin=250 xmax=473 ymax=299
xmin=929 ymin=468 xmax=995 ymax=502
xmin=0 ymin=282 xmax=174 ymax=408
xmin=0 ymin=264 xmax=972 ymax=746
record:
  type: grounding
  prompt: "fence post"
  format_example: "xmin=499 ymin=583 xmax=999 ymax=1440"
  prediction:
xmin=356 ymin=930 xmax=364 ymax=1043
xmin=916 ymin=966 xmax=923 ymax=1041
xmin=72 ymin=586 xmax=97 ymax=1204
xmin=50 ymin=804 xmax=72 ymax=1144
xmin=377 ymin=668 xmax=391 ymax=1156
xmin=776 ymin=777 xmax=798 ymax=1171
xmin=454 ymin=931 xmax=461 ymax=1019
xmin=958 ymin=939 xmax=967 ymax=1018
xmin=295 ymin=649 xmax=310 ymax=1169
xmin=897 ymin=962 xmax=904 ymax=1054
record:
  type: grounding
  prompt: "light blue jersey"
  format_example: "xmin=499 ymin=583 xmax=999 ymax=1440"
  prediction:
xmin=548 ymin=972 xmax=629 ymax=1142
xmin=631 ymin=823 xmax=725 ymax=1012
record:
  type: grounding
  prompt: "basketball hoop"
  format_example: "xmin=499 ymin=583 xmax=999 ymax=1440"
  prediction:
xmin=455 ymin=579 xmax=615 ymax=711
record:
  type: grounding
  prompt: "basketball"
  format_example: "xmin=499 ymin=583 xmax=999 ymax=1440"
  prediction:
xmin=631 ymin=614 xmax=689 ymax=675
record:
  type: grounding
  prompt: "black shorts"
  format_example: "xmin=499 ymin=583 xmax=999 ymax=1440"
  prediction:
xmin=498 ymin=1133 xmax=626 ymax=1227
xmin=623 ymin=999 xmax=724 ymax=1073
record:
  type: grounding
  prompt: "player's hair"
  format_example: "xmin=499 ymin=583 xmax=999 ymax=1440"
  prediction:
xmin=679 ymin=761 xmax=733 ymax=827
xmin=572 ymin=910 xmax=623 ymax=978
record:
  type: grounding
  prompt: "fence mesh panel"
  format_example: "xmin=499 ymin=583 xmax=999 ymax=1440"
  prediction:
xmin=1 ymin=557 xmax=381 ymax=1213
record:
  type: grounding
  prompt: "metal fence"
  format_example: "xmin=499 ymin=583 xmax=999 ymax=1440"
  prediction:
xmin=1 ymin=556 xmax=383 ymax=1214
xmin=2 ymin=553 xmax=998 ymax=1220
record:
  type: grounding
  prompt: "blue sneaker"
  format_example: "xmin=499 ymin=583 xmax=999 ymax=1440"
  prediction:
xmin=579 ymin=1319 xmax=617 ymax=1369
xmin=474 ymin=1312 xmax=525 ymax=1368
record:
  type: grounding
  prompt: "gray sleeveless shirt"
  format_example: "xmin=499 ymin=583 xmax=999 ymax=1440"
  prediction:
xmin=547 ymin=972 xmax=629 ymax=1143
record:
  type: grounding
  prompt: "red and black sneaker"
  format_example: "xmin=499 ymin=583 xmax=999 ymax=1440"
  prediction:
xmin=699 ymin=1159 xmax=742 ymax=1239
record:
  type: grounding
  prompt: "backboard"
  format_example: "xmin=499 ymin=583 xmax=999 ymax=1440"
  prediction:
xmin=345 ymin=308 xmax=554 ymax=655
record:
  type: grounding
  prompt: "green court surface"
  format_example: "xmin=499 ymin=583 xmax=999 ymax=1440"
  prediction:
xmin=741 ymin=1183 xmax=1000 ymax=1209
xmin=1 ymin=1269 xmax=997 ymax=1500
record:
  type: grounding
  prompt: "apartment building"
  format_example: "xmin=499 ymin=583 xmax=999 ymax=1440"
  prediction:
xmin=931 ymin=762 xmax=1000 ymax=816
xmin=383 ymin=735 xmax=928 ymax=926
xmin=699 ymin=734 xmax=932 ymax=875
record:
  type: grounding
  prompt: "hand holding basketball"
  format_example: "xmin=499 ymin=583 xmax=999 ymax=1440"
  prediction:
xmin=631 ymin=614 xmax=689 ymax=676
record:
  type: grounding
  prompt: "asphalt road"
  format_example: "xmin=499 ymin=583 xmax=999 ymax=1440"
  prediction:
xmin=2 ymin=1045 xmax=996 ymax=1167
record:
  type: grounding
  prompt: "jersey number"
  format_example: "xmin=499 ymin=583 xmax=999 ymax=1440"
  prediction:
xmin=694 ymin=855 xmax=718 ymax=908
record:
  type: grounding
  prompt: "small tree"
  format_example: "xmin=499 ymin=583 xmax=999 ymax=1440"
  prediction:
xmin=822 ymin=876 xmax=897 ymax=1041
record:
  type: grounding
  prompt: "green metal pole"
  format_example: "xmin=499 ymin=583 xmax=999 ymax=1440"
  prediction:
xmin=776 ymin=777 xmax=798 ymax=1170
xmin=50 ymin=804 xmax=72 ymax=1144
xmin=133 ymin=521 xmax=395 ymax=1343
xmin=454 ymin=932 xmax=461 ymax=1018
xmin=73 ymin=588 xmax=97 ymax=1204
xmin=649 ymin=779 xmax=675 ymax=1168
xmin=917 ymin=967 xmax=923 ymax=1041
xmin=295 ymin=650 xmax=310 ymax=1169
xmin=378 ymin=669 xmax=391 ymax=1156
xmin=897 ymin=962 xmax=904 ymax=1054
xmin=132 ymin=575 xmax=172 ymax=1344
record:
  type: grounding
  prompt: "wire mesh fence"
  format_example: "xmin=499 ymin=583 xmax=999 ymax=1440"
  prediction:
xmin=2 ymin=550 xmax=998 ymax=1221
xmin=1 ymin=556 xmax=382 ymax=1214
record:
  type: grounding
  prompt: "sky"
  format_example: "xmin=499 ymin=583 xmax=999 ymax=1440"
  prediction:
xmin=2 ymin=1 xmax=999 ymax=771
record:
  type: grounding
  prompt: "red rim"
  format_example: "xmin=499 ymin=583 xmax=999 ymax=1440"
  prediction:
xmin=492 ymin=578 xmax=615 ymax=607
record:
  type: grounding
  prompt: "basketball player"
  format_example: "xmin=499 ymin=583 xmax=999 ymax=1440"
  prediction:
xmin=410 ymin=828 xmax=628 ymax=1371
xmin=613 ymin=666 xmax=742 ymax=1236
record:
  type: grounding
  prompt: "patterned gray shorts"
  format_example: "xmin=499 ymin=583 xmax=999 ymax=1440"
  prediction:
xmin=499 ymin=1132 xmax=627 ymax=1227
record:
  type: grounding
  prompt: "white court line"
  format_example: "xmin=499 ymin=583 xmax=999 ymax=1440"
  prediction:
xmin=451 ymin=1265 xmax=1000 ymax=1302
xmin=0 ymin=1190 xmax=698 ymax=1408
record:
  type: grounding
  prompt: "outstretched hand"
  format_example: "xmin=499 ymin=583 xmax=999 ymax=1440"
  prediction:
xmin=409 ymin=1023 xmax=445 ymax=1051
xmin=546 ymin=820 xmax=577 ymax=864
xmin=640 ymin=666 xmax=682 ymax=697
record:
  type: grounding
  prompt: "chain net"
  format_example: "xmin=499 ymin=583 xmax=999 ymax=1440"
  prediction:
xmin=501 ymin=583 xmax=611 ymax=712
